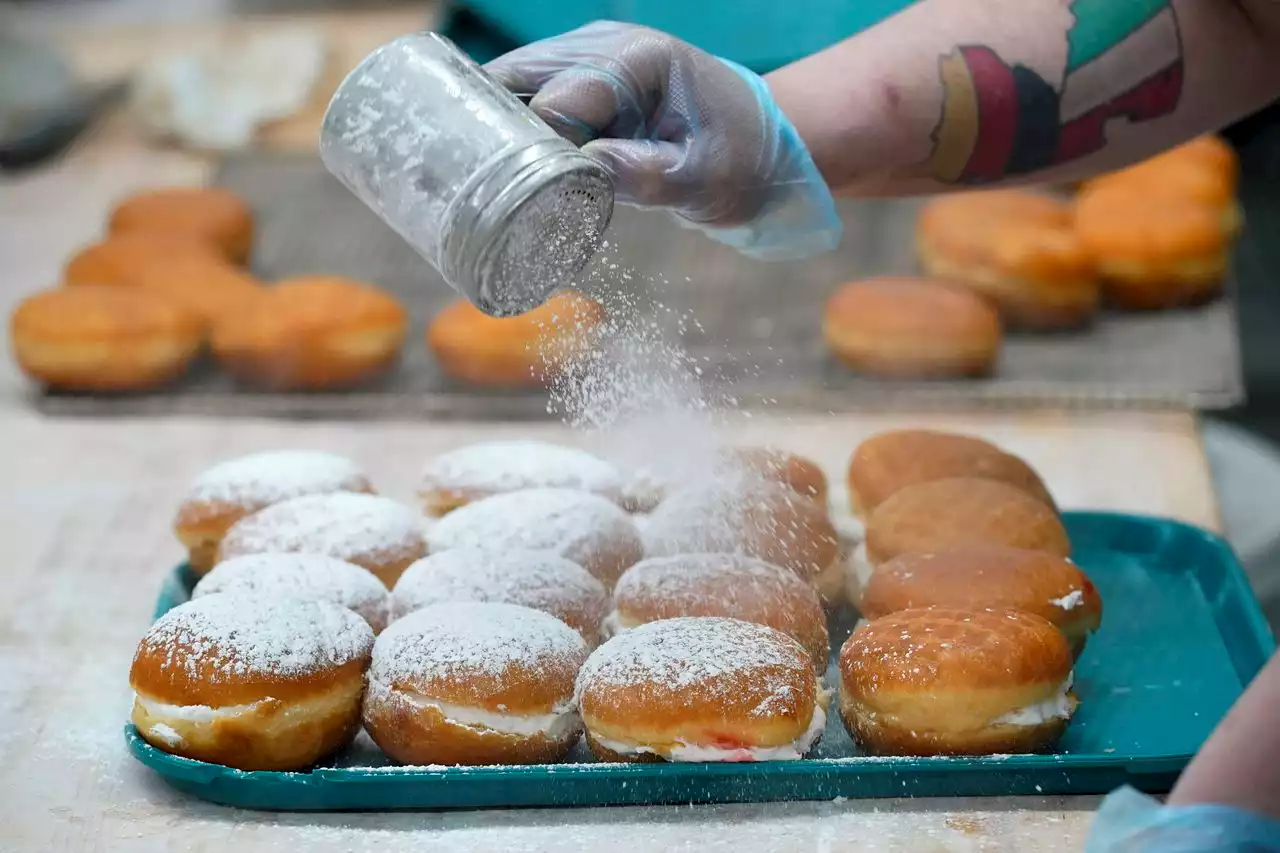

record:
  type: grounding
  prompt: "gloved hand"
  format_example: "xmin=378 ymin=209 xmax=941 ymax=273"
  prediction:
xmin=1086 ymin=786 xmax=1280 ymax=852
xmin=484 ymin=22 xmax=842 ymax=261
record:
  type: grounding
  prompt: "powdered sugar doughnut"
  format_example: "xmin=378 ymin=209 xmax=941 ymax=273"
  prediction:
xmin=174 ymin=450 xmax=373 ymax=575
xmin=609 ymin=554 xmax=829 ymax=674
xmin=642 ymin=481 xmax=842 ymax=601
xmin=577 ymin=617 xmax=828 ymax=763
xmin=419 ymin=440 xmax=623 ymax=517
xmin=217 ymin=493 xmax=427 ymax=587
xmin=363 ymin=602 xmax=588 ymax=765
xmin=129 ymin=594 xmax=374 ymax=770
xmin=427 ymin=488 xmax=643 ymax=587
xmin=193 ymin=552 xmax=391 ymax=633
xmin=390 ymin=549 xmax=608 ymax=644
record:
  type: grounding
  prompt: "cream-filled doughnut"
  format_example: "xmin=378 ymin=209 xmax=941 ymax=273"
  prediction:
xmin=641 ymin=480 xmax=842 ymax=601
xmin=577 ymin=617 xmax=828 ymax=763
xmin=426 ymin=488 xmax=643 ymax=588
xmin=418 ymin=440 xmax=623 ymax=517
xmin=216 ymin=492 xmax=427 ymax=587
xmin=839 ymin=607 xmax=1076 ymax=756
xmin=362 ymin=602 xmax=588 ymax=765
xmin=609 ymin=554 xmax=830 ymax=674
xmin=129 ymin=594 xmax=373 ymax=770
xmin=390 ymin=548 xmax=608 ymax=644
xmin=173 ymin=450 xmax=373 ymax=575
xmin=192 ymin=552 xmax=391 ymax=633
xmin=859 ymin=546 xmax=1102 ymax=657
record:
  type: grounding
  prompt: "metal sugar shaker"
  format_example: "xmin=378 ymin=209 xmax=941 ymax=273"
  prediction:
xmin=319 ymin=33 xmax=614 ymax=317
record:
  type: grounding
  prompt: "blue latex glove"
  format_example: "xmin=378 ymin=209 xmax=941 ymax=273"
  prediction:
xmin=1086 ymin=786 xmax=1280 ymax=852
xmin=484 ymin=22 xmax=842 ymax=261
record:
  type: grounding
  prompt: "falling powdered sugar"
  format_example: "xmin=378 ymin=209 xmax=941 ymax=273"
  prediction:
xmin=135 ymin=594 xmax=374 ymax=683
xmin=419 ymin=440 xmax=623 ymax=502
xmin=219 ymin=492 xmax=426 ymax=565
xmin=614 ymin=553 xmax=815 ymax=612
xmin=390 ymin=548 xmax=607 ymax=629
xmin=370 ymin=602 xmax=587 ymax=689
xmin=180 ymin=450 xmax=370 ymax=512
xmin=192 ymin=552 xmax=390 ymax=631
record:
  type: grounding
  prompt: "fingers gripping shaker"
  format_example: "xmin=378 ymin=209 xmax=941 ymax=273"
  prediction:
xmin=320 ymin=33 xmax=614 ymax=317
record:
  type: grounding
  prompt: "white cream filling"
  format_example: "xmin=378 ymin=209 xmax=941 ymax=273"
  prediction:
xmin=1050 ymin=590 xmax=1084 ymax=610
xmin=147 ymin=722 xmax=183 ymax=747
xmin=594 ymin=703 xmax=827 ymax=763
xmin=601 ymin=609 xmax=634 ymax=640
xmin=136 ymin=695 xmax=268 ymax=722
xmin=386 ymin=683 xmax=580 ymax=739
xmin=991 ymin=676 xmax=1074 ymax=727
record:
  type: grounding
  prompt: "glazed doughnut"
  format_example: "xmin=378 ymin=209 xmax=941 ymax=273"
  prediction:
xmin=129 ymin=594 xmax=373 ymax=770
xmin=823 ymin=276 xmax=1002 ymax=378
xmin=577 ymin=617 xmax=828 ymax=762
xmin=10 ymin=286 xmax=202 ymax=392
xmin=173 ymin=449 xmax=374 ymax=574
xmin=418 ymin=440 xmax=623 ymax=517
xmin=390 ymin=548 xmax=608 ymax=644
xmin=363 ymin=602 xmax=588 ymax=765
xmin=608 ymin=554 xmax=830 ymax=674
xmin=721 ymin=447 xmax=828 ymax=504
xmin=109 ymin=187 xmax=255 ymax=264
xmin=64 ymin=233 xmax=224 ymax=288
xmin=848 ymin=429 xmax=1056 ymax=518
xmin=217 ymin=492 xmax=427 ymax=587
xmin=1074 ymin=185 xmax=1230 ymax=309
xmin=863 ymin=477 xmax=1070 ymax=568
xmin=641 ymin=480 xmax=842 ymax=601
xmin=427 ymin=488 xmax=643 ymax=588
xmin=427 ymin=291 xmax=606 ymax=388
xmin=858 ymin=546 xmax=1102 ymax=657
xmin=916 ymin=191 xmax=1098 ymax=329
xmin=211 ymin=276 xmax=408 ymax=390
xmin=192 ymin=552 xmax=390 ymax=633
xmin=838 ymin=607 xmax=1076 ymax=755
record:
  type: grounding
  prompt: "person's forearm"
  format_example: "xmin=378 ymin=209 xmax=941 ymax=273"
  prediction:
xmin=768 ymin=0 xmax=1280 ymax=195
xmin=1166 ymin=651 xmax=1280 ymax=819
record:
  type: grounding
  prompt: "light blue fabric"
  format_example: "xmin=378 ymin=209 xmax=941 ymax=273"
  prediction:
xmin=1086 ymin=786 xmax=1280 ymax=853
xmin=692 ymin=58 xmax=842 ymax=261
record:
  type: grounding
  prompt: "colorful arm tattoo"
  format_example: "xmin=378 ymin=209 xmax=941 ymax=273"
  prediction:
xmin=926 ymin=0 xmax=1184 ymax=184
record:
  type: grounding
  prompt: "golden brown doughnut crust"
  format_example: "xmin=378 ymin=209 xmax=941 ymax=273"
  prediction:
xmin=848 ymin=429 xmax=1055 ymax=518
xmin=611 ymin=554 xmax=830 ymax=674
xmin=109 ymin=187 xmax=255 ymax=264
xmin=823 ymin=276 xmax=1002 ymax=378
xmin=724 ymin=447 xmax=829 ymax=504
xmin=859 ymin=546 xmax=1102 ymax=651
xmin=427 ymin=291 xmax=606 ymax=388
xmin=63 ymin=234 xmax=224 ymax=288
xmin=211 ymin=276 xmax=408 ymax=389
xmin=578 ymin=618 xmax=819 ymax=756
xmin=865 ymin=477 xmax=1070 ymax=565
xmin=10 ymin=286 xmax=202 ymax=391
xmin=839 ymin=607 xmax=1074 ymax=755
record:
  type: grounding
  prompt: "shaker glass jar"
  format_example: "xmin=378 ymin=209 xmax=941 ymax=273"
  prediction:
xmin=320 ymin=32 xmax=614 ymax=316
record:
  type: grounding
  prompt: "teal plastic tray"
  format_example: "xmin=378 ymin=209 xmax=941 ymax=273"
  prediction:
xmin=126 ymin=512 xmax=1274 ymax=811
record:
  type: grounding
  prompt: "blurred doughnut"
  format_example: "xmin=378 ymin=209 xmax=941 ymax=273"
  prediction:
xmin=10 ymin=286 xmax=201 ymax=391
xmin=109 ymin=187 xmax=255 ymax=264
xmin=823 ymin=276 xmax=1002 ymax=378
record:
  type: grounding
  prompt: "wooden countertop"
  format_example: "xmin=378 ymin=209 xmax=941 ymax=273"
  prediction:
xmin=0 ymin=8 xmax=1221 ymax=852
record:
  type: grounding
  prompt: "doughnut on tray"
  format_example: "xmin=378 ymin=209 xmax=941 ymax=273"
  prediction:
xmin=124 ymin=512 xmax=1273 ymax=810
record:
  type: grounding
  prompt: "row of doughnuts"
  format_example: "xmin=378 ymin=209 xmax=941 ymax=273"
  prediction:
xmin=10 ymin=185 xmax=604 ymax=394
xmin=823 ymin=136 xmax=1242 ymax=379
xmin=134 ymin=429 xmax=1103 ymax=768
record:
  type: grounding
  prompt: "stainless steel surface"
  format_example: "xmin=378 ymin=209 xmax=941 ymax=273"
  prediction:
xmin=33 ymin=152 xmax=1245 ymax=419
xmin=319 ymin=32 xmax=613 ymax=316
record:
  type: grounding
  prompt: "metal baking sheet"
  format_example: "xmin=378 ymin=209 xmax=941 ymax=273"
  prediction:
xmin=35 ymin=153 xmax=1244 ymax=418
xmin=125 ymin=512 xmax=1275 ymax=809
